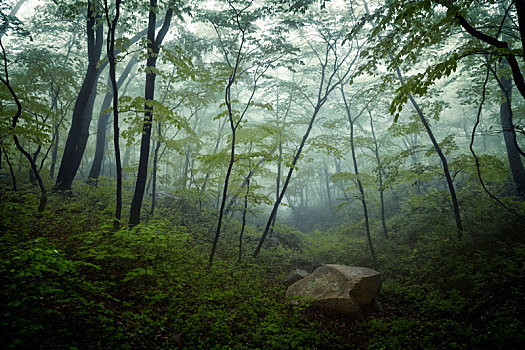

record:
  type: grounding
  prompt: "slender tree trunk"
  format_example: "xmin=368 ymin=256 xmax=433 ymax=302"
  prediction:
xmin=514 ymin=0 xmax=525 ymax=63
xmin=56 ymin=11 xmax=154 ymax=191
xmin=129 ymin=1 xmax=173 ymax=225
xmin=224 ymin=145 xmax=277 ymax=217
xmin=392 ymin=64 xmax=463 ymax=237
xmin=3 ymin=149 xmax=16 ymax=190
xmin=340 ymin=86 xmax=376 ymax=262
xmin=151 ymin=121 xmax=162 ymax=215
xmin=268 ymin=142 xmax=282 ymax=238
xmin=238 ymin=172 xmax=250 ymax=262
xmin=253 ymin=103 xmax=322 ymax=257
xmin=323 ymin=160 xmax=333 ymax=209
xmin=89 ymin=55 xmax=137 ymax=181
xmin=363 ymin=0 xmax=462 ymax=236
xmin=201 ymin=114 xmax=228 ymax=197
xmin=50 ymin=122 xmax=60 ymax=179
xmin=253 ymin=29 xmax=356 ymax=257
xmin=183 ymin=148 xmax=190 ymax=188
xmin=104 ymin=0 xmax=123 ymax=229
xmin=368 ymin=109 xmax=388 ymax=239
xmin=1 ymin=40 xmax=47 ymax=211
xmin=29 ymin=145 xmax=42 ymax=182
xmin=209 ymin=70 xmax=240 ymax=265
xmin=498 ymin=59 xmax=525 ymax=195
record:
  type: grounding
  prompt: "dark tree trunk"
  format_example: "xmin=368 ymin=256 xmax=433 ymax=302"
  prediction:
xmin=55 ymin=1 xmax=103 ymax=190
xmin=238 ymin=173 xmax=250 ymax=262
xmin=89 ymin=55 xmax=137 ymax=181
xmin=183 ymin=148 xmax=190 ymax=188
xmin=408 ymin=92 xmax=463 ymax=236
xmin=3 ymin=149 xmax=16 ymax=190
xmin=224 ymin=145 xmax=277 ymax=217
xmin=129 ymin=1 xmax=173 ymax=225
xmin=498 ymin=59 xmax=525 ymax=195
xmin=253 ymin=103 xmax=322 ymax=257
xmin=392 ymin=63 xmax=463 ymax=237
xmin=268 ymin=142 xmax=282 ymax=238
xmin=50 ymin=122 xmax=59 ymax=179
xmin=56 ymin=11 xmax=154 ymax=191
xmin=104 ymin=0 xmax=123 ymax=229
xmin=209 ymin=64 xmax=241 ymax=265
xmin=151 ymin=121 xmax=162 ymax=215
xmin=29 ymin=145 xmax=42 ymax=182
xmin=1 ymin=40 xmax=47 ymax=211
xmin=514 ymin=0 xmax=525 ymax=63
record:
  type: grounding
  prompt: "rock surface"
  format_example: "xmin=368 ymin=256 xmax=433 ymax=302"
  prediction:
xmin=285 ymin=264 xmax=381 ymax=317
xmin=282 ymin=269 xmax=309 ymax=287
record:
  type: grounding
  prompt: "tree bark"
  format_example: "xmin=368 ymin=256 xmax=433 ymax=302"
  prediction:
xmin=1 ymin=40 xmax=47 ymax=211
xmin=368 ymin=108 xmax=388 ymax=239
xmin=129 ymin=0 xmax=173 ymax=225
xmin=340 ymin=86 xmax=376 ymax=262
xmin=89 ymin=55 xmax=137 ymax=181
xmin=55 ymin=1 xmax=103 ymax=190
xmin=238 ymin=171 xmax=250 ymax=262
xmin=3 ymin=149 xmax=16 ymax=190
xmin=150 ymin=121 xmax=162 ymax=215
xmin=514 ymin=0 xmax=525 ymax=63
xmin=104 ymin=0 xmax=123 ymax=229
xmin=323 ymin=159 xmax=333 ymax=209
xmin=498 ymin=59 xmax=525 ymax=195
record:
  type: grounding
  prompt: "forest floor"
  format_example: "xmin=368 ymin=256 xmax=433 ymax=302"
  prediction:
xmin=1 ymin=183 xmax=524 ymax=349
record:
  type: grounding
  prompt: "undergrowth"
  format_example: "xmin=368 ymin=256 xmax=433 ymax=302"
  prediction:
xmin=0 ymin=180 xmax=524 ymax=349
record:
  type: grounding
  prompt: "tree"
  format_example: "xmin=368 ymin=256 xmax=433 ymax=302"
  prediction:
xmin=55 ymin=0 xmax=103 ymax=190
xmin=205 ymin=0 xmax=287 ymax=265
xmin=128 ymin=0 xmax=175 ymax=226
xmin=1 ymin=39 xmax=47 ymax=211
xmin=88 ymin=55 xmax=138 ymax=182
xmin=359 ymin=0 xmax=464 ymax=237
xmin=340 ymin=85 xmax=376 ymax=261
xmin=361 ymin=0 xmax=525 ymax=204
xmin=103 ymin=0 xmax=123 ymax=229
xmin=254 ymin=9 xmax=360 ymax=257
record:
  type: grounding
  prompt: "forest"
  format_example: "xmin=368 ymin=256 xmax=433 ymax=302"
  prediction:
xmin=1 ymin=0 xmax=524 ymax=348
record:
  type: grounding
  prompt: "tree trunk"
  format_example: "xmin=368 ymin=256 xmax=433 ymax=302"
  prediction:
xmin=323 ymin=160 xmax=333 ymax=209
xmin=268 ymin=142 xmax=282 ymax=238
xmin=253 ymin=103 xmax=322 ymax=257
xmin=104 ymin=0 xmax=123 ymax=229
xmin=50 ymin=121 xmax=60 ymax=179
xmin=151 ymin=121 xmax=162 ymax=215
xmin=0 ymin=0 xmax=27 ymax=38
xmin=340 ymin=86 xmax=376 ymax=262
xmin=1 ymin=40 xmax=47 ymax=211
xmin=368 ymin=108 xmax=388 ymax=239
xmin=89 ymin=55 xmax=137 ymax=181
xmin=209 ymin=66 xmax=240 ymax=265
xmin=498 ymin=59 xmax=525 ymax=195
xmin=55 ymin=1 xmax=103 ymax=190
xmin=129 ymin=1 xmax=173 ymax=225
xmin=253 ymin=29 xmax=355 ymax=257
xmin=3 ymin=149 xmax=16 ymax=190
xmin=238 ymin=173 xmax=250 ymax=262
